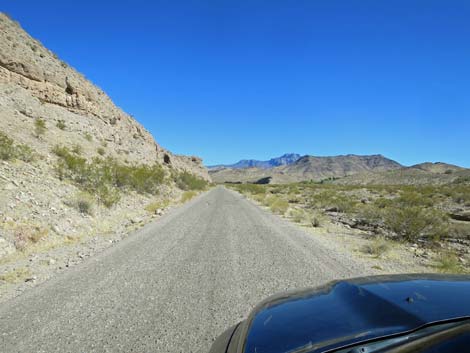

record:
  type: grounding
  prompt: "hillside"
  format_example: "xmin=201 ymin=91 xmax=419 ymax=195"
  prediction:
xmin=333 ymin=166 xmax=470 ymax=186
xmin=0 ymin=13 xmax=210 ymax=268
xmin=210 ymin=154 xmax=402 ymax=184
xmin=208 ymin=153 xmax=301 ymax=170
xmin=410 ymin=162 xmax=464 ymax=174
xmin=0 ymin=14 xmax=209 ymax=179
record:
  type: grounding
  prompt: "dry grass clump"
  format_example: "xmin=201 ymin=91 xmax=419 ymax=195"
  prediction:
xmin=181 ymin=191 xmax=197 ymax=203
xmin=264 ymin=195 xmax=289 ymax=215
xmin=34 ymin=118 xmax=46 ymax=138
xmin=0 ymin=267 xmax=32 ymax=283
xmin=288 ymin=208 xmax=306 ymax=223
xmin=145 ymin=199 xmax=170 ymax=214
xmin=13 ymin=225 xmax=49 ymax=251
xmin=434 ymin=252 xmax=465 ymax=274
xmin=66 ymin=192 xmax=95 ymax=215
xmin=361 ymin=237 xmax=392 ymax=258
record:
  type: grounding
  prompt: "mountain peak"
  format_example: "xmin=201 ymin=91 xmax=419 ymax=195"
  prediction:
xmin=209 ymin=153 xmax=301 ymax=170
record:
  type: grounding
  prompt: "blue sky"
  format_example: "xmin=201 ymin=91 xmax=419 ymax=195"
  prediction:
xmin=3 ymin=1 xmax=470 ymax=167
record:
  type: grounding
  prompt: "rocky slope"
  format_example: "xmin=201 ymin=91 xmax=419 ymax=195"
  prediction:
xmin=334 ymin=166 xmax=470 ymax=186
xmin=210 ymin=154 xmax=403 ymax=184
xmin=0 ymin=13 xmax=209 ymax=179
xmin=0 ymin=12 xmax=210 ymax=291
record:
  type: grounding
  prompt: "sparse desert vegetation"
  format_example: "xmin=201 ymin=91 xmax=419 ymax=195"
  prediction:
xmin=33 ymin=118 xmax=46 ymax=138
xmin=229 ymin=180 xmax=470 ymax=273
xmin=0 ymin=131 xmax=35 ymax=162
xmin=180 ymin=190 xmax=198 ymax=203
xmin=52 ymin=144 xmax=166 ymax=206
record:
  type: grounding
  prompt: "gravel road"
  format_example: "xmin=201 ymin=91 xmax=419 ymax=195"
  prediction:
xmin=0 ymin=186 xmax=374 ymax=353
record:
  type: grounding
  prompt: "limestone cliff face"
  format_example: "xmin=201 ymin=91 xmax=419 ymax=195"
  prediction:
xmin=0 ymin=13 xmax=210 ymax=181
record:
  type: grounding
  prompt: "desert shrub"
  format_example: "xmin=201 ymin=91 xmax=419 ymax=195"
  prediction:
xmin=174 ymin=171 xmax=207 ymax=191
xmin=84 ymin=132 xmax=93 ymax=141
xmin=34 ymin=118 xmax=46 ymax=138
xmin=361 ymin=237 xmax=391 ymax=258
xmin=356 ymin=204 xmax=383 ymax=224
xmin=449 ymin=222 xmax=470 ymax=240
xmin=288 ymin=208 xmax=306 ymax=223
xmin=0 ymin=132 xmax=35 ymax=162
xmin=435 ymin=252 xmax=464 ymax=273
xmin=68 ymin=192 xmax=94 ymax=215
xmin=311 ymin=215 xmax=321 ymax=227
xmin=253 ymin=193 xmax=266 ymax=203
xmin=72 ymin=144 xmax=83 ymax=155
xmin=113 ymin=163 xmax=165 ymax=194
xmin=97 ymin=147 xmax=105 ymax=156
xmin=0 ymin=267 xmax=32 ymax=284
xmin=446 ymin=185 xmax=470 ymax=206
xmin=287 ymin=193 xmax=301 ymax=203
xmin=145 ymin=199 xmax=170 ymax=214
xmin=383 ymin=207 xmax=448 ymax=242
xmin=234 ymin=183 xmax=266 ymax=195
xmin=52 ymin=145 xmax=165 ymax=207
xmin=373 ymin=197 xmax=394 ymax=209
xmin=13 ymin=225 xmax=48 ymax=250
xmin=265 ymin=196 xmax=289 ymax=214
xmin=395 ymin=190 xmax=433 ymax=208
xmin=52 ymin=145 xmax=70 ymax=158
xmin=96 ymin=184 xmax=121 ymax=208
xmin=181 ymin=190 xmax=197 ymax=203
xmin=0 ymin=132 xmax=15 ymax=160
xmin=56 ymin=119 xmax=66 ymax=130
xmin=311 ymin=190 xmax=356 ymax=213
xmin=15 ymin=145 xmax=35 ymax=162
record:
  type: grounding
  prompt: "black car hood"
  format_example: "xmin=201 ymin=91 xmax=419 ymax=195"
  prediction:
xmin=231 ymin=274 xmax=470 ymax=353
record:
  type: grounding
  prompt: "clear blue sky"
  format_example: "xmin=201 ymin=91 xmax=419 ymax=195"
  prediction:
xmin=3 ymin=1 xmax=470 ymax=167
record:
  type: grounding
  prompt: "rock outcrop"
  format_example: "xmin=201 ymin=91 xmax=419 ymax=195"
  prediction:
xmin=0 ymin=13 xmax=210 ymax=180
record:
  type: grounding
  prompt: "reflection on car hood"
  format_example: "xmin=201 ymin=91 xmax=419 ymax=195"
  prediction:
xmin=241 ymin=274 xmax=470 ymax=353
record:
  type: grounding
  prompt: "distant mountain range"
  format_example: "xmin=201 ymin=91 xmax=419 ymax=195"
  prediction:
xmin=209 ymin=153 xmax=469 ymax=185
xmin=208 ymin=153 xmax=301 ymax=170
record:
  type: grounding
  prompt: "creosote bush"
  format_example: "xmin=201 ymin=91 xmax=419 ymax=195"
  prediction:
xmin=174 ymin=171 xmax=207 ymax=191
xmin=383 ymin=207 xmax=448 ymax=242
xmin=53 ymin=145 xmax=165 ymax=207
xmin=310 ymin=190 xmax=356 ymax=213
xmin=0 ymin=131 xmax=35 ymax=162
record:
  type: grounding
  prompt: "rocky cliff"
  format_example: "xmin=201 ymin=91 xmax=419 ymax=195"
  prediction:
xmin=0 ymin=13 xmax=209 ymax=180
